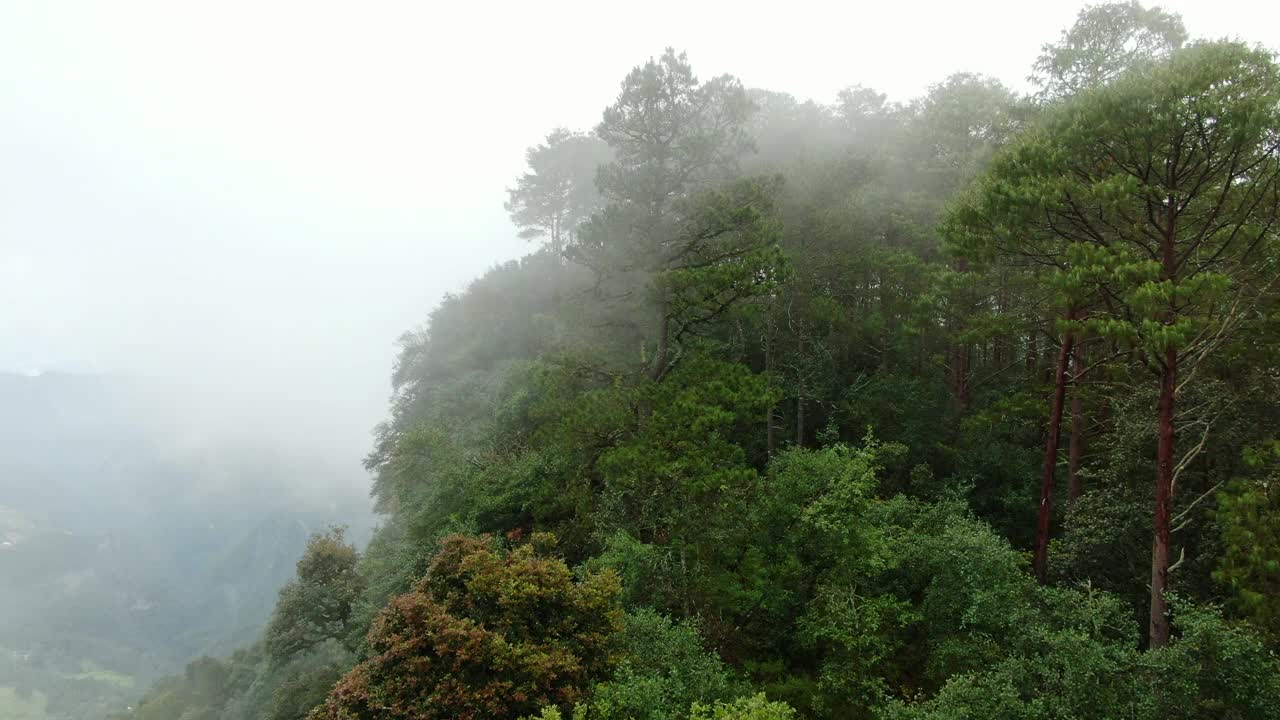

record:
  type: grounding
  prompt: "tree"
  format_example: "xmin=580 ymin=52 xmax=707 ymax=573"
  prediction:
xmin=907 ymin=73 xmax=1021 ymax=191
xmin=573 ymin=609 xmax=739 ymax=720
xmin=950 ymin=41 xmax=1280 ymax=645
xmin=836 ymin=85 xmax=892 ymax=142
xmin=506 ymin=129 xmax=611 ymax=259
xmin=594 ymin=48 xmax=754 ymax=216
xmin=945 ymin=169 xmax=1098 ymax=584
xmin=591 ymin=354 xmax=778 ymax=622
xmin=579 ymin=49 xmax=782 ymax=380
xmin=264 ymin=527 xmax=363 ymax=663
xmin=268 ymin=642 xmax=356 ymax=720
xmin=132 ymin=657 xmax=233 ymax=720
xmin=1031 ymin=1 xmax=1187 ymax=100
xmin=309 ymin=533 xmax=622 ymax=720
xmin=910 ymin=73 xmax=1021 ymax=414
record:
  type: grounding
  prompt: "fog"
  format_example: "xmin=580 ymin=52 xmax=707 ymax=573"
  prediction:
xmin=2 ymin=0 xmax=1277 ymax=478
xmin=6 ymin=3 xmax=1280 ymax=719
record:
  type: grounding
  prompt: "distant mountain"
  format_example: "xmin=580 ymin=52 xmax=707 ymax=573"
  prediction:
xmin=0 ymin=371 xmax=373 ymax=720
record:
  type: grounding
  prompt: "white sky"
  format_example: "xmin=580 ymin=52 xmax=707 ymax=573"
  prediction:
xmin=1 ymin=0 xmax=1276 ymax=465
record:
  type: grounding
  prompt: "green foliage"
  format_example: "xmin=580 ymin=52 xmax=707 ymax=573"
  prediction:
xmin=578 ymin=609 xmax=739 ymax=720
xmin=133 ymin=657 xmax=230 ymax=720
xmin=1144 ymin=600 xmax=1280 ymax=719
xmin=577 ymin=48 xmax=786 ymax=381
xmin=585 ymin=355 xmax=783 ymax=633
xmin=947 ymin=35 xmax=1280 ymax=647
xmin=689 ymin=694 xmax=797 ymax=720
xmin=506 ymin=128 xmax=611 ymax=256
xmin=887 ymin=600 xmax=1280 ymax=720
xmin=597 ymin=355 xmax=775 ymax=545
xmin=1032 ymin=1 xmax=1187 ymax=99
xmin=1051 ymin=484 xmax=1152 ymax=615
xmin=906 ymin=73 xmax=1020 ymax=189
xmin=267 ymin=641 xmax=356 ymax=720
xmin=125 ymin=19 xmax=1280 ymax=720
xmin=264 ymin=527 xmax=363 ymax=663
xmin=1215 ymin=455 xmax=1280 ymax=641
xmin=737 ymin=442 xmax=899 ymax=670
xmin=594 ymin=48 xmax=755 ymax=212
xmin=657 ymin=177 xmax=790 ymax=343
xmin=952 ymin=40 xmax=1280 ymax=362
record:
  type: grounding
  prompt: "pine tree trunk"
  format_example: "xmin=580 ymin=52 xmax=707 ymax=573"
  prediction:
xmin=553 ymin=215 xmax=563 ymax=263
xmin=795 ymin=398 xmax=804 ymax=447
xmin=950 ymin=342 xmax=971 ymax=413
xmin=880 ymin=282 xmax=892 ymax=372
xmin=995 ymin=276 xmax=1009 ymax=368
xmin=1149 ymin=348 xmax=1177 ymax=648
xmin=765 ymin=333 xmax=776 ymax=455
xmin=1033 ymin=309 xmax=1076 ymax=584
xmin=1148 ymin=195 xmax=1181 ymax=649
xmin=795 ymin=334 xmax=805 ymax=446
xmin=1068 ymin=341 xmax=1087 ymax=503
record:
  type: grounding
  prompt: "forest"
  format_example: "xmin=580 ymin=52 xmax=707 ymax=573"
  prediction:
xmin=124 ymin=3 xmax=1280 ymax=719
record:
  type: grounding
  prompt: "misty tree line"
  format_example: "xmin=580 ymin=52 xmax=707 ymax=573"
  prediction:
xmin=126 ymin=3 xmax=1280 ymax=719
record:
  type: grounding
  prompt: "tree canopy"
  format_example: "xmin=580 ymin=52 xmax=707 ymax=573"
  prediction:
xmin=127 ymin=6 xmax=1280 ymax=719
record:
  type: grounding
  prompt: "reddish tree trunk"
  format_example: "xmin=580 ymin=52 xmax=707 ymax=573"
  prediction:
xmin=795 ymin=398 xmax=805 ymax=447
xmin=880 ymin=272 xmax=892 ymax=371
xmin=765 ymin=334 xmax=776 ymax=455
xmin=1068 ymin=341 xmax=1087 ymax=503
xmin=950 ymin=343 xmax=971 ymax=413
xmin=1033 ymin=309 xmax=1076 ymax=583
xmin=795 ymin=334 xmax=805 ymax=446
xmin=1150 ymin=348 xmax=1177 ymax=648
xmin=1150 ymin=195 xmax=1179 ymax=649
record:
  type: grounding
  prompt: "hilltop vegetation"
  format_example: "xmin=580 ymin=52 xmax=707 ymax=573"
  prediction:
xmin=129 ymin=4 xmax=1280 ymax=719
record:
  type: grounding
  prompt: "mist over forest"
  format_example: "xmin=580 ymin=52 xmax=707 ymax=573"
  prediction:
xmin=3 ymin=2 xmax=1280 ymax=720
xmin=0 ymin=370 xmax=374 ymax=718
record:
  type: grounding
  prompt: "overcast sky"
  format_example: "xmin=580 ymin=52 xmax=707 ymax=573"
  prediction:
xmin=2 ymin=1 xmax=1277 ymax=466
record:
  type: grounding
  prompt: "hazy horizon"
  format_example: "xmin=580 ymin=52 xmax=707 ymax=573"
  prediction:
xmin=5 ymin=4 xmax=1280 ymax=718
xmin=4 ymin=0 xmax=1278 ymax=474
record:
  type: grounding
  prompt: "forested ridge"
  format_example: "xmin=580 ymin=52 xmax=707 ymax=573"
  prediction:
xmin=126 ymin=4 xmax=1280 ymax=719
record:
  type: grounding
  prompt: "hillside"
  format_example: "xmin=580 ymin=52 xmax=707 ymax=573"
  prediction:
xmin=124 ymin=5 xmax=1280 ymax=719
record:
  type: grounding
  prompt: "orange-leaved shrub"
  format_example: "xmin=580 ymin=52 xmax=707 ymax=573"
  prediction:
xmin=310 ymin=532 xmax=622 ymax=720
